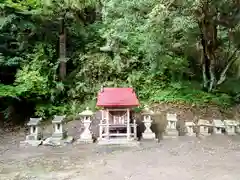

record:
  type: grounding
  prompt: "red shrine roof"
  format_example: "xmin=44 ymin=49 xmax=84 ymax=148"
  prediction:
xmin=96 ymin=87 xmax=140 ymax=107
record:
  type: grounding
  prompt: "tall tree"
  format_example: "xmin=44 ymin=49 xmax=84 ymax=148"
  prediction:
xmin=195 ymin=0 xmax=240 ymax=91
xmin=42 ymin=0 xmax=98 ymax=81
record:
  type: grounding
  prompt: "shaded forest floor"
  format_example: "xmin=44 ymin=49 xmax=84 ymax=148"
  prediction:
xmin=150 ymin=103 xmax=240 ymax=120
xmin=1 ymin=103 xmax=240 ymax=134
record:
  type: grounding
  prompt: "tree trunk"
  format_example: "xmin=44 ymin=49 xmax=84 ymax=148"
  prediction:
xmin=59 ymin=16 xmax=66 ymax=81
xmin=199 ymin=23 xmax=211 ymax=91
xmin=197 ymin=0 xmax=240 ymax=91
xmin=198 ymin=1 xmax=218 ymax=92
xmin=217 ymin=47 xmax=240 ymax=85
xmin=208 ymin=56 xmax=216 ymax=92
xmin=201 ymin=52 xmax=208 ymax=89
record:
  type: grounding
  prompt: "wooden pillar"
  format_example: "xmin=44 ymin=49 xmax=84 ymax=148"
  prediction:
xmin=127 ymin=108 xmax=130 ymax=140
xmin=106 ymin=109 xmax=110 ymax=139
xmin=133 ymin=119 xmax=137 ymax=139
xmin=99 ymin=110 xmax=104 ymax=140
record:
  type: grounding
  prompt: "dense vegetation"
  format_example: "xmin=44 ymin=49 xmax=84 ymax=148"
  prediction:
xmin=0 ymin=0 xmax=240 ymax=122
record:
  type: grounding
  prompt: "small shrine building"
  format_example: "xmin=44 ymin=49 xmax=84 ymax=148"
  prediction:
xmin=96 ymin=87 xmax=140 ymax=144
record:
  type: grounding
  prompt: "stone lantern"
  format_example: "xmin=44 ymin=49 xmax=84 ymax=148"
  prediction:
xmin=197 ymin=119 xmax=212 ymax=136
xmin=165 ymin=113 xmax=178 ymax=138
xmin=142 ymin=107 xmax=155 ymax=140
xmin=27 ymin=118 xmax=42 ymax=140
xmin=20 ymin=117 xmax=43 ymax=147
xmin=78 ymin=107 xmax=94 ymax=143
xmin=185 ymin=121 xmax=195 ymax=136
xmin=52 ymin=115 xmax=67 ymax=140
xmin=224 ymin=120 xmax=237 ymax=135
xmin=43 ymin=115 xmax=73 ymax=146
xmin=213 ymin=119 xmax=225 ymax=135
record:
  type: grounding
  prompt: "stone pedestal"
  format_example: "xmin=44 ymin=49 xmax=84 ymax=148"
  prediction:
xmin=213 ymin=119 xmax=224 ymax=135
xmin=197 ymin=119 xmax=211 ymax=136
xmin=142 ymin=108 xmax=155 ymax=140
xmin=185 ymin=122 xmax=195 ymax=136
xmin=43 ymin=115 xmax=73 ymax=146
xmin=20 ymin=118 xmax=43 ymax=147
xmin=77 ymin=107 xmax=94 ymax=143
xmin=165 ymin=113 xmax=178 ymax=138
xmin=79 ymin=119 xmax=92 ymax=143
xmin=224 ymin=120 xmax=237 ymax=135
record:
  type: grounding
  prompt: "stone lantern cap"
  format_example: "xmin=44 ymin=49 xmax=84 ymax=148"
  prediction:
xmin=197 ymin=119 xmax=212 ymax=126
xmin=52 ymin=115 xmax=66 ymax=124
xmin=79 ymin=107 xmax=94 ymax=116
xmin=167 ymin=113 xmax=178 ymax=122
xmin=185 ymin=121 xmax=195 ymax=126
xmin=224 ymin=120 xmax=238 ymax=126
xmin=142 ymin=106 xmax=154 ymax=115
xmin=27 ymin=118 xmax=42 ymax=126
xmin=213 ymin=119 xmax=224 ymax=128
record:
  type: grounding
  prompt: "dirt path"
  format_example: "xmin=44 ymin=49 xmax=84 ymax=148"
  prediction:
xmin=1 ymin=134 xmax=240 ymax=180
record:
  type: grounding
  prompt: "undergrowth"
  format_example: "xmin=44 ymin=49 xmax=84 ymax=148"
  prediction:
xmin=33 ymin=80 xmax=238 ymax=119
xmin=141 ymin=82 xmax=234 ymax=107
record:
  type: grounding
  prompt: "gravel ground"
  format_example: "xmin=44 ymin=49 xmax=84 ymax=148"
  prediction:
xmin=0 ymin=135 xmax=240 ymax=180
xmin=1 ymin=121 xmax=240 ymax=180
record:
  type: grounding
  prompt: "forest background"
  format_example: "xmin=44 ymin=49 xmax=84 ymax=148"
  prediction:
xmin=0 ymin=0 xmax=240 ymax=125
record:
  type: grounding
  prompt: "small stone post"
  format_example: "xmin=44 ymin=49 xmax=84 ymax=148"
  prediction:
xmin=142 ymin=107 xmax=155 ymax=140
xmin=165 ymin=113 xmax=178 ymax=137
xmin=78 ymin=107 xmax=94 ymax=143
xmin=20 ymin=117 xmax=43 ymax=147
xmin=185 ymin=121 xmax=195 ymax=136
xmin=212 ymin=119 xmax=224 ymax=135
xmin=224 ymin=120 xmax=237 ymax=135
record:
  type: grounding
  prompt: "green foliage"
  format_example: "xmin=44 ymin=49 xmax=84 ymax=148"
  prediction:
xmin=0 ymin=0 xmax=240 ymax=121
xmin=14 ymin=44 xmax=57 ymax=97
xmin=35 ymin=104 xmax=68 ymax=119
xmin=148 ymin=82 xmax=233 ymax=107
xmin=0 ymin=84 xmax=17 ymax=97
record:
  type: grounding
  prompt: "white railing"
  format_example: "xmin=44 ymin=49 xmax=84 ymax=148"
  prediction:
xmin=99 ymin=120 xmax=137 ymax=140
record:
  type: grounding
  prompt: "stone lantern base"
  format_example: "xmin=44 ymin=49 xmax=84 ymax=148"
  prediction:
xmin=164 ymin=128 xmax=178 ymax=138
xmin=51 ymin=131 xmax=68 ymax=140
xmin=77 ymin=127 xmax=93 ymax=144
xmin=142 ymin=131 xmax=155 ymax=140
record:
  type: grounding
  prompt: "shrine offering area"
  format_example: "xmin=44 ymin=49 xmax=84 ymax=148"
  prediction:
xmin=1 ymin=87 xmax=240 ymax=179
xmin=1 ymin=131 xmax=240 ymax=180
